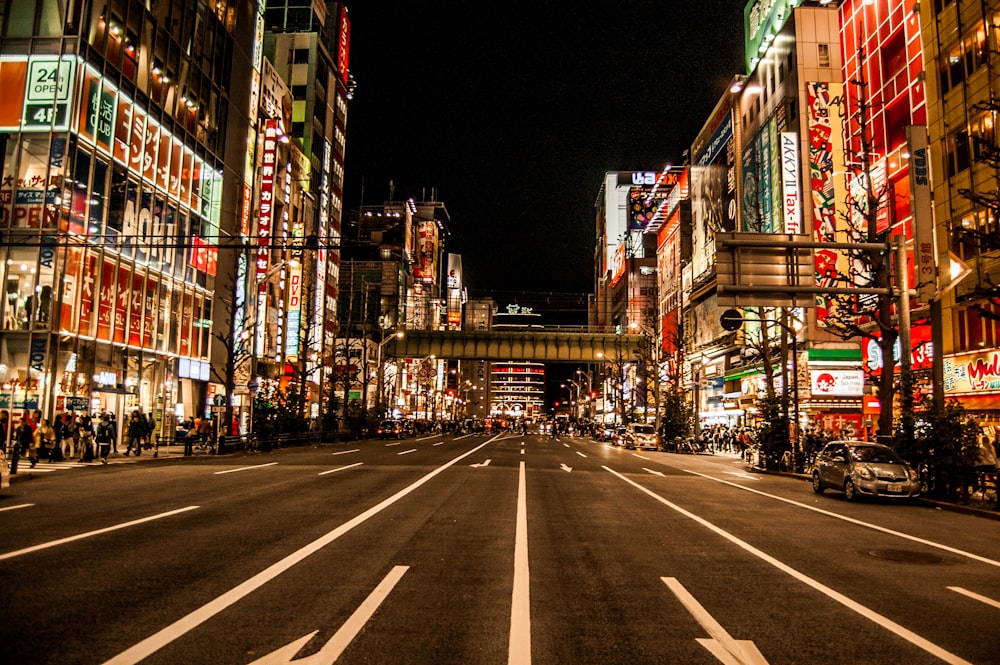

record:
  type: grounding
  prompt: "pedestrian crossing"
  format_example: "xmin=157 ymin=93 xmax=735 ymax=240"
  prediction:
xmin=16 ymin=458 xmax=140 ymax=474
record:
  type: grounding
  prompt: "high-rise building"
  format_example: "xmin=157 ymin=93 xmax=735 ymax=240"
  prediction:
xmin=0 ymin=0 xmax=256 ymax=436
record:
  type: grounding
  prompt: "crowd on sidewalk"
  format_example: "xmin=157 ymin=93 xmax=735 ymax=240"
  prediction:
xmin=1 ymin=408 xmax=156 ymax=467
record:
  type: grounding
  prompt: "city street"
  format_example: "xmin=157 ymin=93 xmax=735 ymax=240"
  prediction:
xmin=2 ymin=433 xmax=998 ymax=665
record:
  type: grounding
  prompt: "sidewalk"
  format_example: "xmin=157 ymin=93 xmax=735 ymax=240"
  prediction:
xmin=4 ymin=443 xmax=221 ymax=485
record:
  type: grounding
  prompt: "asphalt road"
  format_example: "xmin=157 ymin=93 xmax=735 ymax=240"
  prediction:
xmin=2 ymin=432 xmax=998 ymax=665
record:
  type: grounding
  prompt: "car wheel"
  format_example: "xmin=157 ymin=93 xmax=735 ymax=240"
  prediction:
xmin=844 ymin=478 xmax=858 ymax=501
xmin=811 ymin=471 xmax=824 ymax=494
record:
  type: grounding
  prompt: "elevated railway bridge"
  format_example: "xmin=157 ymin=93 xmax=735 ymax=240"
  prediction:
xmin=380 ymin=329 xmax=646 ymax=362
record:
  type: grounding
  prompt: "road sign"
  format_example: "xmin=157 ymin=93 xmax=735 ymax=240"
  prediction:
xmin=720 ymin=309 xmax=743 ymax=332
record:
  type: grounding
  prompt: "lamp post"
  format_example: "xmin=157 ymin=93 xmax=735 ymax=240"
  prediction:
xmin=375 ymin=330 xmax=403 ymax=419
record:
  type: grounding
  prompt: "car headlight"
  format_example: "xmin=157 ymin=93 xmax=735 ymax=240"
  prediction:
xmin=857 ymin=466 xmax=875 ymax=480
xmin=907 ymin=467 xmax=918 ymax=481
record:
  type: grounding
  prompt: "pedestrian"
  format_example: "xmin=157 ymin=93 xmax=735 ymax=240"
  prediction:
xmin=36 ymin=418 xmax=57 ymax=462
xmin=108 ymin=413 xmax=119 ymax=453
xmin=78 ymin=415 xmax=95 ymax=462
xmin=125 ymin=411 xmax=146 ymax=456
xmin=95 ymin=414 xmax=113 ymax=463
xmin=144 ymin=412 xmax=156 ymax=450
xmin=1 ymin=409 xmax=9 ymax=451
xmin=15 ymin=417 xmax=35 ymax=467
xmin=59 ymin=412 xmax=77 ymax=458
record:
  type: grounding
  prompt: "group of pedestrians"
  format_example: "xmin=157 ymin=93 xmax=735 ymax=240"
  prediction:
xmin=1 ymin=409 xmax=155 ymax=466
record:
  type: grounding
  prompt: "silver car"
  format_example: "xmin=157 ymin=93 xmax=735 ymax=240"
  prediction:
xmin=811 ymin=440 xmax=920 ymax=500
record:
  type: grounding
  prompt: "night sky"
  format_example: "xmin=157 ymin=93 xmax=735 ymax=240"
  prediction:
xmin=342 ymin=1 xmax=747 ymax=308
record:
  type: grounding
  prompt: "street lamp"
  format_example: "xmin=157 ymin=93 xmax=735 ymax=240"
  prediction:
xmin=375 ymin=330 xmax=404 ymax=418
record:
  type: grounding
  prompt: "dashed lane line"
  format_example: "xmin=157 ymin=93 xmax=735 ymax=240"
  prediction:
xmin=318 ymin=462 xmax=364 ymax=476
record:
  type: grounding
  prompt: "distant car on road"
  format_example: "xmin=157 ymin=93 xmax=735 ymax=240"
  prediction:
xmin=376 ymin=420 xmax=404 ymax=439
xmin=624 ymin=423 xmax=660 ymax=450
xmin=811 ymin=440 xmax=920 ymax=501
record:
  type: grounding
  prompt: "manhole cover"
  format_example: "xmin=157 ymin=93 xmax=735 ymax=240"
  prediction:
xmin=864 ymin=548 xmax=946 ymax=564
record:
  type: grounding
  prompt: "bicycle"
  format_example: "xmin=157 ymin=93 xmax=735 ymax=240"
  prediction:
xmin=244 ymin=434 xmax=260 ymax=453
xmin=192 ymin=434 xmax=214 ymax=455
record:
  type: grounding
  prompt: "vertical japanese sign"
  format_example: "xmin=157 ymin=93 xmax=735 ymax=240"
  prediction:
xmin=256 ymin=120 xmax=278 ymax=290
xmin=907 ymin=125 xmax=935 ymax=303
xmin=285 ymin=264 xmax=301 ymax=360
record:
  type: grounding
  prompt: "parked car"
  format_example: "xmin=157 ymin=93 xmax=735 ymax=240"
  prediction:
xmin=811 ymin=440 xmax=920 ymax=500
xmin=624 ymin=423 xmax=660 ymax=450
xmin=376 ymin=420 xmax=404 ymax=439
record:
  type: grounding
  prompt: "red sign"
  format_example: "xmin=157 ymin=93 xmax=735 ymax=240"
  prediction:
xmin=97 ymin=259 xmax=115 ymax=341
xmin=256 ymin=119 xmax=278 ymax=289
xmin=338 ymin=6 xmax=351 ymax=86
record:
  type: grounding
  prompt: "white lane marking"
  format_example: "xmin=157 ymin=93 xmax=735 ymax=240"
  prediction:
xmin=433 ymin=441 xmax=445 ymax=446
xmin=605 ymin=466 xmax=972 ymax=665
xmin=416 ymin=435 xmax=439 ymax=441
xmin=643 ymin=468 xmax=665 ymax=477
xmin=397 ymin=449 xmax=417 ymax=456
xmin=104 ymin=435 xmax=502 ymax=665
xmin=0 ymin=506 xmax=199 ymax=562
xmin=563 ymin=443 xmax=570 ymax=448
xmin=332 ymin=449 xmax=360 ymax=456
xmin=576 ymin=451 xmax=587 ymax=458
xmin=509 ymin=461 xmax=531 ymax=665
xmin=0 ymin=503 xmax=34 ymax=513
xmin=318 ymin=463 xmax=363 ymax=476
xmin=685 ymin=469 xmax=1000 ymax=568
xmin=520 ymin=449 xmax=525 ymax=455
xmin=725 ymin=471 xmax=760 ymax=481
xmin=633 ymin=454 xmax=652 ymax=461
xmin=384 ymin=441 xmax=403 ymax=447
xmin=948 ymin=586 xmax=1000 ymax=610
xmin=455 ymin=433 xmax=475 ymax=440
xmin=249 ymin=566 xmax=409 ymax=665
xmin=560 ymin=464 xmax=573 ymax=473
xmin=471 ymin=459 xmax=492 ymax=468
xmin=213 ymin=462 xmax=279 ymax=475
xmin=663 ymin=577 xmax=769 ymax=665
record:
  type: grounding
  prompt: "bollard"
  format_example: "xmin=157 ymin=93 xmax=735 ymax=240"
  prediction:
xmin=9 ymin=442 xmax=19 ymax=475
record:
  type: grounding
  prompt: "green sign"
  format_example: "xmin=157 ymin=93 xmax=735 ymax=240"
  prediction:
xmin=22 ymin=56 xmax=76 ymax=131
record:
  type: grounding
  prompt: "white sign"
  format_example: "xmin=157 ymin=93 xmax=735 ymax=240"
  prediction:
xmin=810 ymin=369 xmax=864 ymax=397
xmin=780 ymin=132 xmax=800 ymax=234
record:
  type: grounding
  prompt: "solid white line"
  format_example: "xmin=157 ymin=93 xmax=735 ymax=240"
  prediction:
xmin=576 ymin=451 xmax=587 ymax=458
xmin=397 ymin=449 xmax=417 ymax=456
xmin=0 ymin=503 xmax=33 ymax=513
xmin=948 ymin=586 xmax=1000 ymax=610
xmin=604 ymin=466 xmax=972 ymax=665
xmin=684 ymin=469 xmax=1000 ymax=568
xmin=105 ymin=436 xmax=503 ymax=665
xmin=332 ymin=449 xmax=360 ymax=456
xmin=509 ymin=460 xmax=531 ymax=665
xmin=318 ymin=462 xmax=364 ymax=476
xmin=632 ymin=453 xmax=651 ymax=461
xmin=0 ymin=506 xmax=199 ymax=562
xmin=213 ymin=462 xmax=278 ymax=475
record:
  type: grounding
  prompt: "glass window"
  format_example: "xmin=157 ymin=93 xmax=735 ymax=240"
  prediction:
xmin=68 ymin=149 xmax=91 ymax=234
xmin=90 ymin=158 xmax=109 ymax=236
xmin=2 ymin=247 xmax=38 ymax=330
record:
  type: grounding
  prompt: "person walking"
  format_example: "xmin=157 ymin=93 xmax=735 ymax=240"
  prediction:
xmin=35 ymin=418 xmax=57 ymax=462
xmin=95 ymin=414 xmax=113 ymax=464
xmin=78 ymin=414 xmax=95 ymax=462
xmin=15 ymin=417 xmax=35 ymax=467
xmin=125 ymin=411 xmax=146 ymax=456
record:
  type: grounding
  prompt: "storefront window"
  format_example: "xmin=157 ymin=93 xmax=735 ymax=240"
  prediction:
xmin=3 ymin=248 xmax=38 ymax=330
xmin=69 ymin=149 xmax=91 ymax=234
xmin=90 ymin=158 xmax=109 ymax=236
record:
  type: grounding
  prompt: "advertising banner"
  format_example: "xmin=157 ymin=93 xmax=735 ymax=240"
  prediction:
xmin=256 ymin=119 xmax=278 ymax=289
xmin=780 ymin=132 xmax=800 ymax=234
xmin=414 ymin=221 xmax=438 ymax=283
xmin=810 ymin=369 xmax=864 ymax=397
xmin=907 ymin=126 xmax=935 ymax=303
xmin=691 ymin=111 xmax=735 ymax=280
xmin=944 ymin=350 xmax=1000 ymax=394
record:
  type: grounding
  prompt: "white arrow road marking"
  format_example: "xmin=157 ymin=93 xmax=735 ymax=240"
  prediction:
xmin=0 ymin=506 xmax=199 ymax=562
xmin=948 ymin=586 xmax=1000 ymax=610
xmin=214 ymin=462 xmax=279 ymax=475
xmin=605 ymin=466 xmax=974 ymax=665
xmin=560 ymin=464 xmax=573 ymax=473
xmin=249 ymin=566 xmax=409 ymax=665
xmin=662 ymin=577 xmax=768 ymax=665
xmin=396 ymin=449 xmax=417 ymax=456
xmin=0 ymin=503 xmax=33 ymax=513
xmin=318 ymin=463 xmax=363 ymax=476
xmin=643 ymin=468 xmax=665 ymax=477
xmin=509 ymin=461 xmax=531 ymax=665
xmin=470 ymin=459 xmax=492 ymax=468
xmin=104 ymin=436 xmax=503 ymax=665
xmin=575 ymin=451 xmax=587 ymax=458
xmin=331 ymin=449 xmax=359 ymax=456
